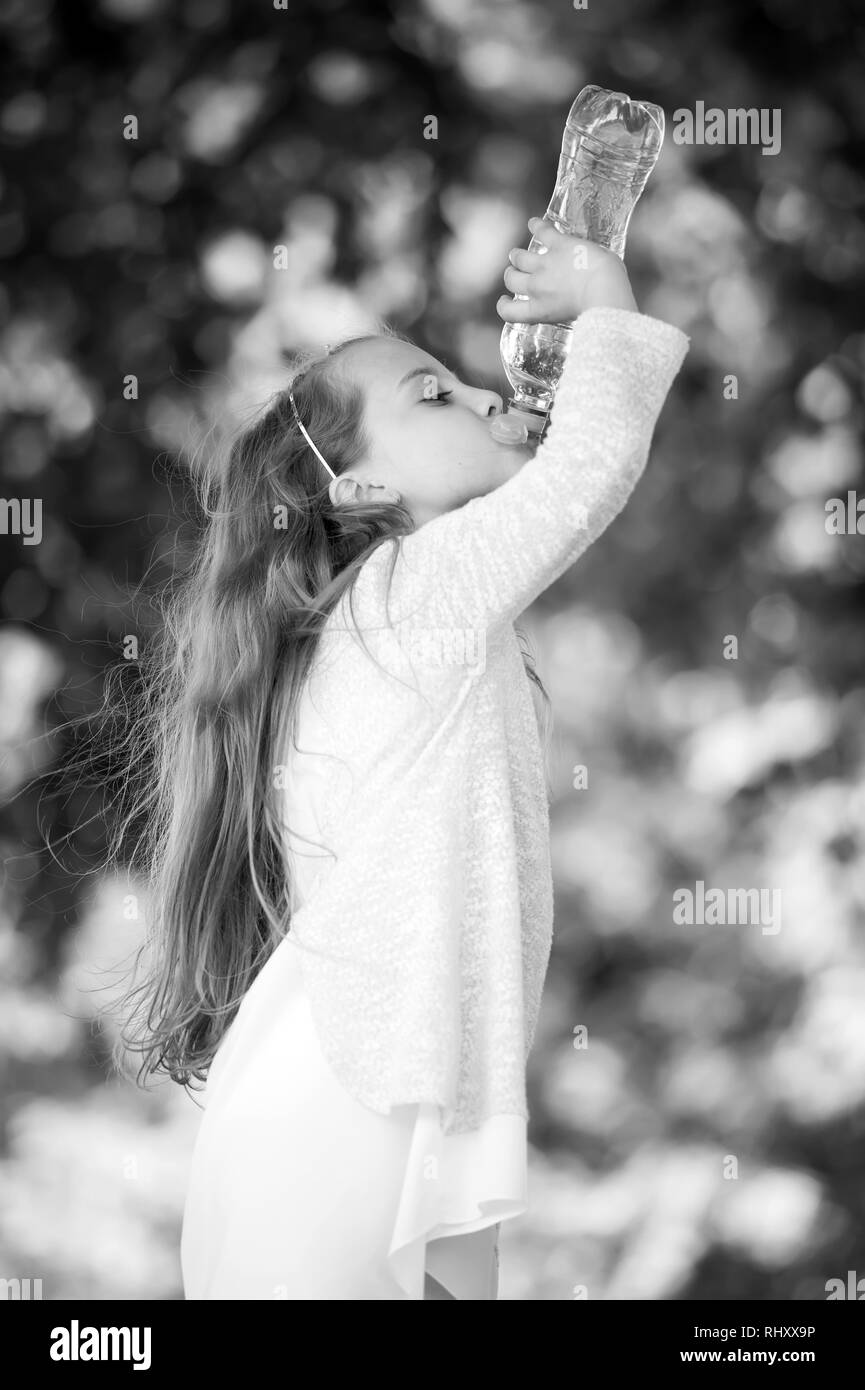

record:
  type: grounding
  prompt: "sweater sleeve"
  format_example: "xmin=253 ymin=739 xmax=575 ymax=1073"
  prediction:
xmin=350 ymin=306 xmax=689 ymax=635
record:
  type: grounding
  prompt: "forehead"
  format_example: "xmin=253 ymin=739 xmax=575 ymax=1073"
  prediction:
xmin=339 ymin=337 xmax=448 ymax=402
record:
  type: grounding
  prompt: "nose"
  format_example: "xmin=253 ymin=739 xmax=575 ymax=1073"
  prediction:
xmin=468 ymin=387 xmax=504 ymax=419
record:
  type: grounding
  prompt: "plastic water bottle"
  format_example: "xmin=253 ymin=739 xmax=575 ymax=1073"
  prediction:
xmin=490 ymin=85 xmax=664 ymax=446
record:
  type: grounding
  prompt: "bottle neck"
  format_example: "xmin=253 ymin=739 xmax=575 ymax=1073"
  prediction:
xmin=506 ymin=399 xmax=548 ymax=435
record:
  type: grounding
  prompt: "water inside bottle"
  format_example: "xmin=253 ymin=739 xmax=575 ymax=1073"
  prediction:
xmin=500 ymin=320 xmax=574 ymax=413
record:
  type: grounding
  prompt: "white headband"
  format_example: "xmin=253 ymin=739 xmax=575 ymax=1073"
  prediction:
xmin=288 ymin=387 xmax=337 ymax=482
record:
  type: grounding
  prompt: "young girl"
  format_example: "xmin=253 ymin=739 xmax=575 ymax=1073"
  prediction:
xmin=123 ymin=217 xmax=688 ymax=1300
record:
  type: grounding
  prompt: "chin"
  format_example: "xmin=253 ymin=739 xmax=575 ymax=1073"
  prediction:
xmin=500 ymin=445 xmax=534 ymax=476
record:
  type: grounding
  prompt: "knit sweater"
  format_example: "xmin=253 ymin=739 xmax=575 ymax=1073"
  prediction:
xmin=284 ymin=306 xmax=689 ymax=1135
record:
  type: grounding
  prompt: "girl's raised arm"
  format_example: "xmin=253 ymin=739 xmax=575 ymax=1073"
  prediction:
xmin=352 ymin=305 xmax=689 ymax=637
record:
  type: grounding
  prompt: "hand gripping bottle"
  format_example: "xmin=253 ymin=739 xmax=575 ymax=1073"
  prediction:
xmin=490 ymin=85 xmax=664 ymax=447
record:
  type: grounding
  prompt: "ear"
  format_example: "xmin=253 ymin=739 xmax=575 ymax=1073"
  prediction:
xmin=328 ymin=475 xmax=402 ymax=507
xmin=328 ymin=475 xmax=361 ymax=508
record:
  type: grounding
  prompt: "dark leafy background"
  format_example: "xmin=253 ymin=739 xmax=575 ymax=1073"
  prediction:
xmin=1 ymin=0 xmax=864 ymax=1299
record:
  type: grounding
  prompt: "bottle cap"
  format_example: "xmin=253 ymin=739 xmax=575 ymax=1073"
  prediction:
xmin=489 ymin=414 xmax=529 ymax=446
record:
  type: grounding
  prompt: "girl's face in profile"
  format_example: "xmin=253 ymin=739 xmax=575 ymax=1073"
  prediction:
xmin=338 ymin=337 xmax=535 ymax=526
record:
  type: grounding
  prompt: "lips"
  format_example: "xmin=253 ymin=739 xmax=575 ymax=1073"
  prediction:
xmin=488 ymin=414 xmax=529 ymax=446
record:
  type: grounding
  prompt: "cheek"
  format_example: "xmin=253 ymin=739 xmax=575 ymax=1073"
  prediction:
xmin=441 ymin=412 xmax=488 ymax=454
xmin=414 ymin=414 xmax=492 ymax=484
xmin=415 ymin=414 xmax=463 ymax=464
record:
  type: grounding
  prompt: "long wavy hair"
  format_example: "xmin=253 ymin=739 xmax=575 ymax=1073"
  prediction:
xmin=111 ymin=330 xmax=550 ymax=1090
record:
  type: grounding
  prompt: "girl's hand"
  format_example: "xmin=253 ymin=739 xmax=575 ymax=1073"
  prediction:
xmin=496 ymin=217 xmax=637 ymax=324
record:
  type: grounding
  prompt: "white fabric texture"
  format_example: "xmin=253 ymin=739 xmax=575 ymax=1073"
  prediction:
xmin=180 ymin=306 xmax=689 ymax=1299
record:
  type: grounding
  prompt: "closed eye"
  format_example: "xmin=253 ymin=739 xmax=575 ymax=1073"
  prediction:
xmin=424 ymin=389 xmax=453 ymax=405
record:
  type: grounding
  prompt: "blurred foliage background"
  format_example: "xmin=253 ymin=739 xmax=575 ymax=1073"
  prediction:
xmin=1 ymin=0 xmax=865 ymax=1300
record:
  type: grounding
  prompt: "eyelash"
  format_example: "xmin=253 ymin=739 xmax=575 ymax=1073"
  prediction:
xmin=425 ymin=389 xmax=453 ymax=405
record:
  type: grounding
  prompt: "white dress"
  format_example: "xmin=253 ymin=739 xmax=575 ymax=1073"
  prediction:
xmin=180 ymin=939 xmax=525 ymax=1299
